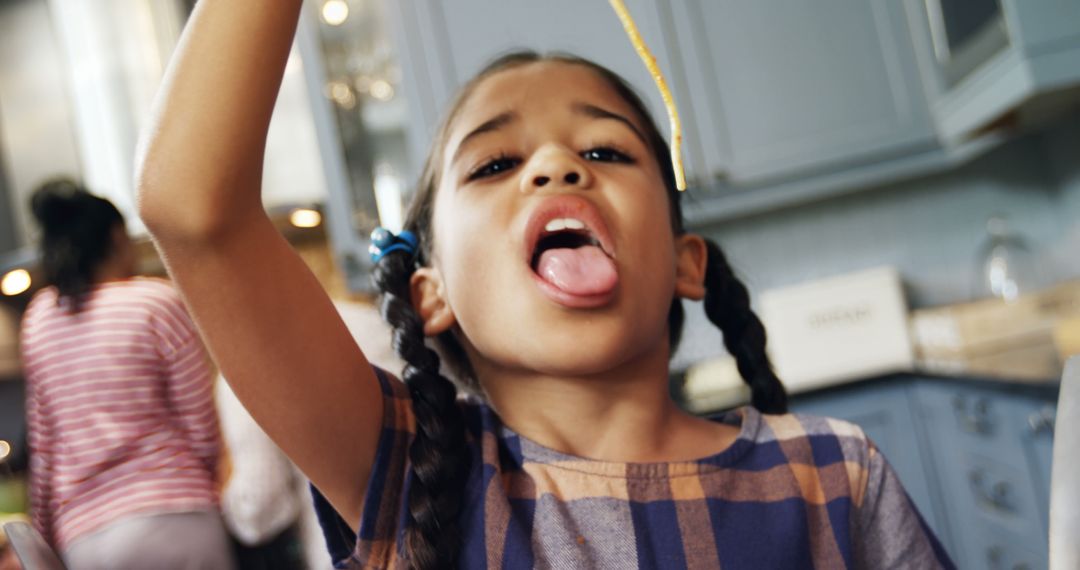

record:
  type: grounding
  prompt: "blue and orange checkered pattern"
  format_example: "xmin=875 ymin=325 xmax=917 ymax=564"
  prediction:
xmin=314 ymin=368 xmax=953 ymax=569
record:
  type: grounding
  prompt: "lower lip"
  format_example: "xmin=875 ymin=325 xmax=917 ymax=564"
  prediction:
xmin=529 ymin=269 xmax=617 ymax=309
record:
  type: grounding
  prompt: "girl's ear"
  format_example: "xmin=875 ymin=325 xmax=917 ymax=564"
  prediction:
xmin=410 ymin=267 xmax=457 ymax=335
xmin=674 ymin=233 xmax=708 ymax=301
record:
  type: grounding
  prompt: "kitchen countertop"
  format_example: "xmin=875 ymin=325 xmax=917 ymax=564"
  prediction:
xmin=680 ymin=366 xmax=1061 ymax=413
xmin=797 ymin=368 xmax=1060 ymax=398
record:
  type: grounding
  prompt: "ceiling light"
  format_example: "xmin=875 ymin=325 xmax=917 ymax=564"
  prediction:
xmin=369 ymin=79 xmax=394 ymax=102
xmin=328 ymin=81 xmax=356 ymax=109
xmin=289 ymin=208 xmax=322 ymax=229
xmin=1 ymin=269 xmax=31 ymax=296
xmin=322 ymin=0 xmax=349 ymax=26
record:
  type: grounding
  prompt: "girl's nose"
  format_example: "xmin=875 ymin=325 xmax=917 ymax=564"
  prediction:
xmin=520 ymin=145 xmax=593 ymax=193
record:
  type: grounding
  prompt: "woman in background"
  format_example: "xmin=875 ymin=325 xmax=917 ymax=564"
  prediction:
xmin=20 ymin=179 xmax=233 ymax=569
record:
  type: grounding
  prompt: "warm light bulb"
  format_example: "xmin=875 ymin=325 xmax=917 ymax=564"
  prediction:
xmin=1 ymin=268 xmax=31 ymax=296
xmin=369 ymin=79 xmax=394 ymax=102
xmin=321 ymin=0 xmax=349 ymax=26
xmin=328 ymin=81 xmax=356 ymax=109
xmin=290 ymin=208 xmax=322 ymax=229
xmin=0 ymin=440 xmax=10 ymax=462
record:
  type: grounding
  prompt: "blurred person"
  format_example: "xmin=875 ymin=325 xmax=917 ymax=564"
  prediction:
xmin=19 ymin=179 xmax=234 ymax=569
xmin=216 ymin=377 xmax=310 ymax=569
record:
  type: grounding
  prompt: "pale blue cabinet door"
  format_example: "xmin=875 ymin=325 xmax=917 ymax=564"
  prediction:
xmin=788 ymin=380 xmax=949 ymax=552
xmin=387 ymin=0 xmax=708 ymax=185
xmin=389 ymin=1 xmax=938 ymax=190
xmin=668 ymin=0 xmax=935 ymax=185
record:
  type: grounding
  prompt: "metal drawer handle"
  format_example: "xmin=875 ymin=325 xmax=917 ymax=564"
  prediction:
xmin=969 ymin=469 xmax=1013 ymax=512
xmin=1027 ymin=406 xmax=1056 ymax=435
xmin=952 ymin=395 xmax=992 ymax=434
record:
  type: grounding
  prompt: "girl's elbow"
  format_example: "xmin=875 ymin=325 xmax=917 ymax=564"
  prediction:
xmin=136 ymin=167 xmax=233 ymax=243
xmin=135 ymin=176 xmax=172 ymax=237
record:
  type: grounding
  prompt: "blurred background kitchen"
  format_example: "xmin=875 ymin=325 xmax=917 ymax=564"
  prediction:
xmin=0 ymin=0 xmax=1079 ymax=568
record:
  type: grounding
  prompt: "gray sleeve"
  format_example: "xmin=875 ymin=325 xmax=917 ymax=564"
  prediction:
xmin=853 ymin=445 xmax=956 ymax=570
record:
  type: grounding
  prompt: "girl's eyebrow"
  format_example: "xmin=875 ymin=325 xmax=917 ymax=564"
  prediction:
xmin=571 ymin=102 xmax=648 ymax=147
xmin=452 ymin=111 xmax=519 ymax=163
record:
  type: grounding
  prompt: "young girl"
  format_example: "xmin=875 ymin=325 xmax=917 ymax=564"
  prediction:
xmin=138 ymin=2 xmax=952 ymax=568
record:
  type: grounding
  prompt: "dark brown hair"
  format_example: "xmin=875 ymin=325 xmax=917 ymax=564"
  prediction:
xmin=30 ymin=178 xmax=125 ymax=312
xmin=372 ymin=51 xmax=787 ymax=569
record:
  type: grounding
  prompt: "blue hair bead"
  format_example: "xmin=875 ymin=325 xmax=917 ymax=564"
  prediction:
xmin=369 ymin=227 xmax=419 ymax=263
xmin=370 ymin=226 xmax=395 ymax=249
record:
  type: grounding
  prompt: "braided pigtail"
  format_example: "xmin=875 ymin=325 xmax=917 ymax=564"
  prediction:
xmin=371 ymin=249 xmax=469 ymax=569
xmin=701 ymin=238 xmax=788 ymax=414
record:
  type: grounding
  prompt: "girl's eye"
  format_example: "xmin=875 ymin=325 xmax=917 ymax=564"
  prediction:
xmin=581 ymin=147 xmax=634 ymax=163
xmin=467 ymin=156 xmax=521 ymax=181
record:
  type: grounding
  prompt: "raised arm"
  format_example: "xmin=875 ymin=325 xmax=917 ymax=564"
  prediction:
xmin=136 ymin=0 xmax=381 ymax=527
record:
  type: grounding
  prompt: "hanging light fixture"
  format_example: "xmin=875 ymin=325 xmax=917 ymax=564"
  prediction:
xmin=289 ymin=208 xmax=322 ymax=229
xmin=0 ymin=268 xmax=31 ymax=297
xmin=369 ymin=78 xmax=395 ymax=102
xmin=321 ymin=0 xmax=349 ymax=26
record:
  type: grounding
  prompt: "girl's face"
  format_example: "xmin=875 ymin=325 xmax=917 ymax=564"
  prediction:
xmin=415 ymin=61 xmax=706 ymax=379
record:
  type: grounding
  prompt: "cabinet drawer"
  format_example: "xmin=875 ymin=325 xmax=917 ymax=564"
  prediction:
xmin=960 ymin=455 xmax=1043 ymax=541
xmin=914 ymin=382 xmax=1024 ymax=462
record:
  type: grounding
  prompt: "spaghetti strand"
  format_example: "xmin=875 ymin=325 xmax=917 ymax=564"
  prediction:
xmin=609 ymin=0 xmax=687 ymax=190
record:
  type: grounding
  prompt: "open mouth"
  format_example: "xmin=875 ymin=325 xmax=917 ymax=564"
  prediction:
xmin=524 ymin=201 xmax=619 ymax=305
xmin=530 ymin=219 xmax=605 ymax=271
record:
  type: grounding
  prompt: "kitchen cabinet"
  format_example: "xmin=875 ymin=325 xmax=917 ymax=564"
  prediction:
xmin=387 ymin=0 xmax=941 ymax=193
xmin=668 ymin=0 xmax=936 ymax=186
xmin=903 ymin=0 xmax=1080 ymax=142
xmin=785 ymin=376 xmax=1058 ymax=569
xmin=913 ymin=380 xmax=1053 ymax=570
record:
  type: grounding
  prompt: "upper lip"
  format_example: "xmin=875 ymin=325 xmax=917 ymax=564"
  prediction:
xmin=523 ymin=195 xmax=616 ymax=268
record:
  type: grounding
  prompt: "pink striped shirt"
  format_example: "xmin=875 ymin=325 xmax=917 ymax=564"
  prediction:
xmin=20 ymin=278 xmax=220 ymax=550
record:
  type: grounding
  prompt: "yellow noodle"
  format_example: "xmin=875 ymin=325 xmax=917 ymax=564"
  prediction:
xmin=608 ymin=0 xmax=687 ymax=190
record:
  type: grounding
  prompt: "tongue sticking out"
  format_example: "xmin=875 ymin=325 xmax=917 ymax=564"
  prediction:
xmin=536 ymin=245 xmax=618 ymax=296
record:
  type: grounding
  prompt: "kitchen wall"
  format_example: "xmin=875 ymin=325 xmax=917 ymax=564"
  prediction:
xmin=0 ymin=0 xmax=83 ymax=249
xmin=1045 ymin=111 xmax=1080 ymax=276
xmin=672 ymin=112 xmax=1080 ymax=369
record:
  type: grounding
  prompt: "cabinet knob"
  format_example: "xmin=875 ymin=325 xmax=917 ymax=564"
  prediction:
xmin=1027 ymin=405 xmax=1056 ymax=435
xmin=953 ymin=395 xmax=993 ymax=434
xmin=969 ymin=469 xmax=1013 ymax=512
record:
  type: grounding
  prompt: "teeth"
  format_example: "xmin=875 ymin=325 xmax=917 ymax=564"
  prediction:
xmin=544 ymin=219 xmax=566 ymax=232
xmin=544 ymin=218 xmax=586 ymax=232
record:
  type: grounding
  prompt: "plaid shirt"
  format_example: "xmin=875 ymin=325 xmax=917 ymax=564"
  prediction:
xmin=314 ymin=369 xmax=953 ymax=569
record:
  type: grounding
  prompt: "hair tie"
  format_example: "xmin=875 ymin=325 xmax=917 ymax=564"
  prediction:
xmin=369 ymin=227 xmax=418 ymax=263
